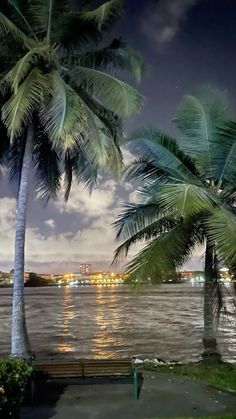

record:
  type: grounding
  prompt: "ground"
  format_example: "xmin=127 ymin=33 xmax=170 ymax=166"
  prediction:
xmin=21 ymin=371 xmax=236 ymax=419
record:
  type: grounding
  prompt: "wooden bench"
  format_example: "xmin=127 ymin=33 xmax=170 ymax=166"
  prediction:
xmin=31 ymin=359 xmax=142 ymax=400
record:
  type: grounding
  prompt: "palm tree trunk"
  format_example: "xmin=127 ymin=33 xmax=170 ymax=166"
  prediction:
xmin=202 ymin=240 xmax=221 ymax=363
xmin=11 ymin=125 xmax=33 ymax=359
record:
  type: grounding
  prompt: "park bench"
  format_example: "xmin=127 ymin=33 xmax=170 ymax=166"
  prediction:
xmin=31 ymin=359 xmax=142 ymax=400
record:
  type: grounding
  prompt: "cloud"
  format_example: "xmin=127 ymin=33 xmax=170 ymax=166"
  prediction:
xmin=142 ymin=0 xmax=197 ymax=50
xmin=0 ymin=176 xmax=204 ymax=274
xmin=0 ymin=179 xmax=126 ymax=273
xmin=44 ymin=219 xmax=56 ymax=228
xmin=56 ymin=179 xmax=118 ymax=218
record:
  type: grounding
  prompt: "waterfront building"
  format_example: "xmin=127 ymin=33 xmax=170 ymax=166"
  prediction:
xmin=80 ymin=263 xmax=92 ymax=274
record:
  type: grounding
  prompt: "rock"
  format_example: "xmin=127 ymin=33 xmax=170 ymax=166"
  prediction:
xmin=133 ymin=358 xmax=143 ymax=365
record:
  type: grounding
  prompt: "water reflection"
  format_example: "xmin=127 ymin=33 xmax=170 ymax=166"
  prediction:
xmin=56 ymin=287 xmax=74 ymax=353
xmin=90 ymin=288 xmax=128 ymax=358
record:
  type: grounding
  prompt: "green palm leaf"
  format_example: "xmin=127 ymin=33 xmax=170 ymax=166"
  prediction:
xmin=174 ymin=86 xmax=228 ymax=176
xmin=74 ymin=86 xmax=122 ymax=140
xmin=2 ymin=46 xmax=48 ymax=94
xmin=125 ymin=218 xmax=202 ymax=283
xmin=27 ymin=0 xmax=73 ymax=36
xmin=113 ymin=216 xmax=176 ymax=264
xmin=73 ymin=66 xmax=143 ymax=117
xmin=206 ymin=207 xmax=236 ymax=265
xmin=33 ymin=128 xmax=62 ymax=201
xmin=2 ymin=68 xmax=47 ymax=140
xmin=114 ymin=203 xmax=162 ymax=240
xmin=128 ymin=128 xmax=200 ymax=184
xmin=40 ymin=72 xmax=87 ymax=149
xmin=214 ymin=121 xmax=236 ymax=189
xmin=80 ymin=0 xmax=122 ymax=30
xmin=7 ymin=0 xmax=37 ymax=39
xmin=72 ymin=41 xmax=144 ymax=83
xmin=154 ymin=183 xmax=217 ymax=217
xmin=0 ymin=11 xmax=35 ymax=49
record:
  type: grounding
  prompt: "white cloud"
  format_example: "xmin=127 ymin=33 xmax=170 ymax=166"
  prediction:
xmin=142 ymin=0 xmax=197 ymax=50
xmin=56 ymin=179 xmax=117 ymax=218
xmin=45 ymin=219 xmax=56 ymax=228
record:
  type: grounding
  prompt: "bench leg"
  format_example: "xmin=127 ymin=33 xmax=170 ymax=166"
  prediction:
xmin=30 ymin=376 xmax=35 ymax=404
xmin=132 ymin=369 xmax=138 ymax=400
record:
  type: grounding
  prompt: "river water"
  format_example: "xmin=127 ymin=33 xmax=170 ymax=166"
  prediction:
xmin=0 ymin=284 xmax=235 ymax=363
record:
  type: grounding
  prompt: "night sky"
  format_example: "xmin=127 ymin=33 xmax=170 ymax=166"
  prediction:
xmin=1 ymin=0 xmax=236 ymax=273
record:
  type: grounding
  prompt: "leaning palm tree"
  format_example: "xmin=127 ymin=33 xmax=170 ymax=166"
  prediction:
xmin=0 ymin=0 xmax=143 ymax=359
xmin=113 ymin=87 xmax=236 ymax=363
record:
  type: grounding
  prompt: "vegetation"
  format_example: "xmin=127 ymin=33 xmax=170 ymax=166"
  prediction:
xmin=0 ymin=358 xmax=32 ymax=418
xmin=114 ymin=87 xmax=236 ymax=362
xmin=0 ymin=0 xmax=143 ymax=358
xmin=25 ymin=273 xmax=51 ymax=287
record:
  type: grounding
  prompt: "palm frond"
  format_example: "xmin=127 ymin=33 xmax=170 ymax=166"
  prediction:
xmin=124 ymin=218 xmax=202 ymax=283
xmin=68 ymin=39 xmax=144 ymax=83
xmin=206 ymin=207 xmax=236 ymax=265
xmin=2 ymin=46 xmax=48 ymax=94
xmin=73 ymin=86 xmax=122 ymax=140
xmin=173 ymin=86 xmax=228 ymax=176
xmin=70 ymin=146 xmax=98 ymax=192
xmin=64 ymin=151 xmax=73 ymax=201
xmin=33 ymin=127 xmax=62 ymax=202
xmin=143 ymin=183 xmax=217 ymax=218
xmin=40 ymin=72 xmax=87 ymax=150
xmin=113 ymin=202 xmax=162 ymax=240
xmin=0 ymin=120 xmax=10 ymax=174
xmin=127 ymin=128 xmax=200 ymax=184
xmin=53 ymin=79 xmax=123 ymax=175
xmin=7 ymin=0 xmax=37 ymax=39
xmin=27 ymin=0 xmax=72 ymax=37
xmin=73 ymin=66 xmax=143 ymax=117
xmin=113 ymin=216 xmax=176 ymax=264
xmin=124 ymin=158 xmax=167 ymax=183
xmin=0 ymin=11 xmax=35 ymax=49
xmin=7 ymin=136 xmax=25 ymax=184
xmin=214 ymin=121 xmax=236 ymax=189
xmin=53 ymin=12 xmax=102 ymax=48
xmin=80 ymin=0 xmax=122 ymax=31
xmin=2 ymin=68 xmax=48 ymax=140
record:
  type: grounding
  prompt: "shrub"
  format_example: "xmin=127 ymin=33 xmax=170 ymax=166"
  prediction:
xmin=0 ymin=359 xmax=32 ymax=418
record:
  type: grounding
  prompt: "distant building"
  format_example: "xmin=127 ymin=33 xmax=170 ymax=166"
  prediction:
xmin=179 ymin=271 xmax=204 ymax=281
xmin=80 ymin=263 xmax=92 ymax=275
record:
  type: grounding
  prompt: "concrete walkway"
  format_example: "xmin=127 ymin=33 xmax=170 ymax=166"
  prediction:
xmin=21 ymin=373 xmax=236 ymax=419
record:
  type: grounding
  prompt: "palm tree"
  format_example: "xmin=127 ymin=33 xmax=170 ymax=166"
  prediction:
xmin=113 ymin=87 xmax=236 ymax=363
xmin=0 ymin=0 xmax=143 ymax=359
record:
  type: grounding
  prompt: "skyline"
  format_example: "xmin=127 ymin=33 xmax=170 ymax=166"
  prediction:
xmin=1 ymin=0 xmax=236 ymax=273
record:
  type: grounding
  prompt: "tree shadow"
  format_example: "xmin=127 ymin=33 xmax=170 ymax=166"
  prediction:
xmin=21 ymin=379 xmax=67 ymax=419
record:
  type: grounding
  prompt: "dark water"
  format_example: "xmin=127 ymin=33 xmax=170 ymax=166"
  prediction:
xmin=0 ymin=284 xmax=235 ymax=363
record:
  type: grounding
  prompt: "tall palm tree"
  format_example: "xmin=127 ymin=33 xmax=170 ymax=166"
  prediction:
xmin=113 ymin=87 xmax=236 ymax=363
xmin=0 ymin=0 xmax=143 ymax=359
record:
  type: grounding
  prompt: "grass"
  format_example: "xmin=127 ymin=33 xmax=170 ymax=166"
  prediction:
xmin=141 ymin=362 xmax=236 ymax=393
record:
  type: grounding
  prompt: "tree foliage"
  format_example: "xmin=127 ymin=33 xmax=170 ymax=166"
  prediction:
xmin=0 ymin=0 xmax=143 ymax=200
xmin=114 ymin=87 xmax=236 ymax=284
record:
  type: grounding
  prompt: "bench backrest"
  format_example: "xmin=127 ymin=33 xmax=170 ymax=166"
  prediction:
xmin=33 ymin=359 xmax=133 ymax=378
